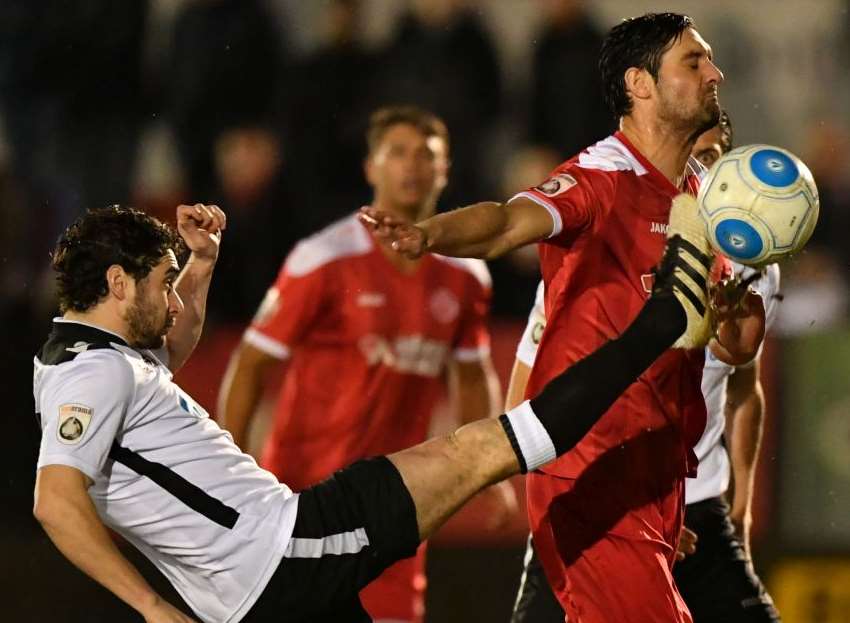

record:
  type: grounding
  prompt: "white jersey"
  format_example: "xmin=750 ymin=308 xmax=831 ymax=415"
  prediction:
xmin=33 ymin=319 xmax=298 ymax=623
xmin=687 ymin=262 xmax=781 ymax=503
xmin=514 ymin=264 xmax=781 ymax=504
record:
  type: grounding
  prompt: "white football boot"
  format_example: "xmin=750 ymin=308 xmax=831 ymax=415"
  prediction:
xmin=652 ymin=194 xmax=715 ymax=349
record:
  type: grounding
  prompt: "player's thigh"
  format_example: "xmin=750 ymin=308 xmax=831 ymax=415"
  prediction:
xmin=674 ymin=498 xmax=780 ymax=623
xmin=566 ymin=534 xmax=691 ymax=623
xmin=244 ymin=457 xmax=420 ymax=621
xmin=511 ymin=535 xmax=567 ymax=623
xmin=527 ymin=472 xmax=690 ymax=623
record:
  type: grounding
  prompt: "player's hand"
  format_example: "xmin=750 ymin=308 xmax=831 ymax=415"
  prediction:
xmin=141 ymin=597 xmax=198 ymax=622
xmin=709 ymin=276 xmax=765 ymax=366
xmin=676 ymin=526 xmax=698 ymax=561
xmin=358 ymin=206 xmax=428 ymax=259
xmin=480 ymin=481 xmax=520 ymax=531
xmin=176 ymin=204 xmax=226 ymax=263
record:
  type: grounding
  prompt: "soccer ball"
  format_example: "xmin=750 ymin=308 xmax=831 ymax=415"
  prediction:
xmin=697 ymin=144 xmax=819 ymax=267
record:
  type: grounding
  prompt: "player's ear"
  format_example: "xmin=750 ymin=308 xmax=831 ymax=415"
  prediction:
xmin=364 ymin=153 xmax=378 ymax=187
xmin=435 ymin=155 xmax=450 ymax=191
xmin=106 ymin=264 xmax=130 ymax=301
xmin=624 ymin=67 xmax=653 ymax=104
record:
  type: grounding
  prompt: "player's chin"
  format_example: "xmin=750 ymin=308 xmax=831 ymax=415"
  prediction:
xmin=136 ymin=330 xmax=168 ymax=351
xmin=395 ymin=192 xmax=427 ymax=211
xmin=703 ymin=100 xmax=721 ymax=124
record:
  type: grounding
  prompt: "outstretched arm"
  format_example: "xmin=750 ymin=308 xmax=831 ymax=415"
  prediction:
xmin=359 ymin=197 xmax=554 ymax=260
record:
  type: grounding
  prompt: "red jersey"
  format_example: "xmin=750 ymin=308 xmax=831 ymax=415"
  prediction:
xmin=245 ymin=213 xmax=491 ymax=490
xmin=516 ymin=131 xmax=707 ymax=483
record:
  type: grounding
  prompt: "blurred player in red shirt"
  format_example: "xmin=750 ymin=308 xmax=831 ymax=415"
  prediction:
xmin=362 ymin=14 xmax=765 ymax=623
xmin=218 ymin=106 xmax=508 ymax=623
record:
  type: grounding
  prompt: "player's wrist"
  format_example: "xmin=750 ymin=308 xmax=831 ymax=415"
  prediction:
xmin=133 ymin=588 xmax=165 ymax=617
xmin=185 ymin=251 xmax=218 ymax=271
xmin=417 ymin=222 xmax=434 ymax=252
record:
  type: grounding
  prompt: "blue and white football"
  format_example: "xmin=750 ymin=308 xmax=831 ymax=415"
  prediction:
xmin=697 ymin=144 xmax=819 ymax=267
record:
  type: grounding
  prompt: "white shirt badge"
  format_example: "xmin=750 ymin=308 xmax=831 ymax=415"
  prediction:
xmin=57 ymin=404 xmax=93 ymax=444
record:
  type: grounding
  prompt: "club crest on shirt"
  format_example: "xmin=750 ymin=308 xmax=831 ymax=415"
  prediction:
xmin=57 ymin=404 xmax=93 ymax=444
xmin=535 ymin=173 xmax=577 ymax=197
xmin=430 ymin=288 xmax=460 ymax=324
xmin=531 ymin=321 xmax=545 ymax=345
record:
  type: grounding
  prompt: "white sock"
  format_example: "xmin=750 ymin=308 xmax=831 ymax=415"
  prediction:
xmin=499 ymin=401 xmax=557 ymax=473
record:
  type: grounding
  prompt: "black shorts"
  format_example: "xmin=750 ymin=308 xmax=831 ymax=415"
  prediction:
xmin=674 ymin=496 xmax=780 ymax=623
xmin=243 ymin=456 xmax=420 ymax=622
xmin=510 ymin=535 xmax=566 ymax=623
xmin=511 ymin=497 xmax=781 ymax=623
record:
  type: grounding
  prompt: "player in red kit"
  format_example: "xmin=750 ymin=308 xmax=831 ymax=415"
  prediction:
xmin=218 ymin=106 xmax=508 ymax=623
xmin=361 ymin=14 xmax=765 ymax=623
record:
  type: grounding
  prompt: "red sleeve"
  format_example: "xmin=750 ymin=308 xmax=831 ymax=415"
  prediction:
xmin=452 ymin=265 xmax=492 ymax=362
xmin=244 ymin=251 xmax=330 ymax=360
xmin=509 ymin=162 xmax=598 ymax=246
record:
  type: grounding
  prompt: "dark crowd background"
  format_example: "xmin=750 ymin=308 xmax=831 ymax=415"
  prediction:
xmin=3 ymin=1 xmax=850 ymax=621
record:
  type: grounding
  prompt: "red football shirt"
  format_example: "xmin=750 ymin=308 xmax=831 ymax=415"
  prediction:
xmin=245 ymin=213 xmax=491 ymax=490
xmin=514 ymin=131 xmax=707 ymax=483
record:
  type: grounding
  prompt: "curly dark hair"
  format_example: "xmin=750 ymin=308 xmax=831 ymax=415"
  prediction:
xmin=599 ymin=13 xmax=694 ymax=119
xmin=718 ymin=109 xmax=734 ymax=154
xmin=52 ymin=205 xmax=182 ymax=313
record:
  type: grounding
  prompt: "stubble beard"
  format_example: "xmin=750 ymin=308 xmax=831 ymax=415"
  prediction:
xmin=658 ymin=87 xmax=721 ymax=140
xmin=125 ymin=288 xmax=170 ymax=350
xmin=694 ymin=98 xmax=721 ymax=139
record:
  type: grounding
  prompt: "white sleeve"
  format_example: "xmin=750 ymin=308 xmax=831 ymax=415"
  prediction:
xmin=37 ymin=351 xmax=135 ymax=480
xmin=515 ymin=281 xmax=547 ymax=367
xmin=759 ymin=263 xmax=781 ymax=333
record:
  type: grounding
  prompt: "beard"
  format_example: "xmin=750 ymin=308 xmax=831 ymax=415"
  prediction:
xmin=125 ymin=289 xmax=171 ymax=350
xmin=658 ymin=85 xmax=721 ymax=139
xmin=692 ymin=97 xmax=721 ymax=139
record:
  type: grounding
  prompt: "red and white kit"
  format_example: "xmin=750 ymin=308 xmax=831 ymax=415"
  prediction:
xmin=246 ymin=213 xmax=491 ymax=622
xmin=515 ymin=132 xmax=707 ymax=623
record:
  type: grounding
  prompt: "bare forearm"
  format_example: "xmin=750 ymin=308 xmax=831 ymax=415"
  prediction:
xmin=727 ymin=386 xmax=764 ymax=516
xmin=421 ymin=202 xmax=521 ymax=260
xmin=36 ymin=491 xmax=160 ymax=616
xmin=217 ymin=348 xmax=269 ymax=450
xmin=505 ymin=360 xmax=532 ymax=411
xmin=450 ymin=359 xmax=501 ymax=425
xmin=168 ymin=255 xmax=215 ymax=371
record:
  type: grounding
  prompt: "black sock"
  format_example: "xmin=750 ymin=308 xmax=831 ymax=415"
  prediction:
xmin=500 ymin=293 xmax=685 ymax=472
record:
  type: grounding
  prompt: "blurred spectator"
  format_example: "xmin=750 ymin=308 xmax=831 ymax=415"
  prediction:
xmin=373 ymin=0 xmax=503 ymax=208
xmin=774 ymin=249 xmax=848 ymax=335
xmin=283 ymin=0 xmax=375 ymax=226
xmin=167 ymin=0 xmax=285 ymax=201
xmin=205 ymin=126 xmax=301 ymax=323
xmin=772 ymin=119 xmax=850 ymax=334
xmin=802 ymin=120 xmax=850 ymax=277
xmin=0 ymin=0 xmax=150 ymax=239
xmin=528 ymin=0 xmax=612 ymax=157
